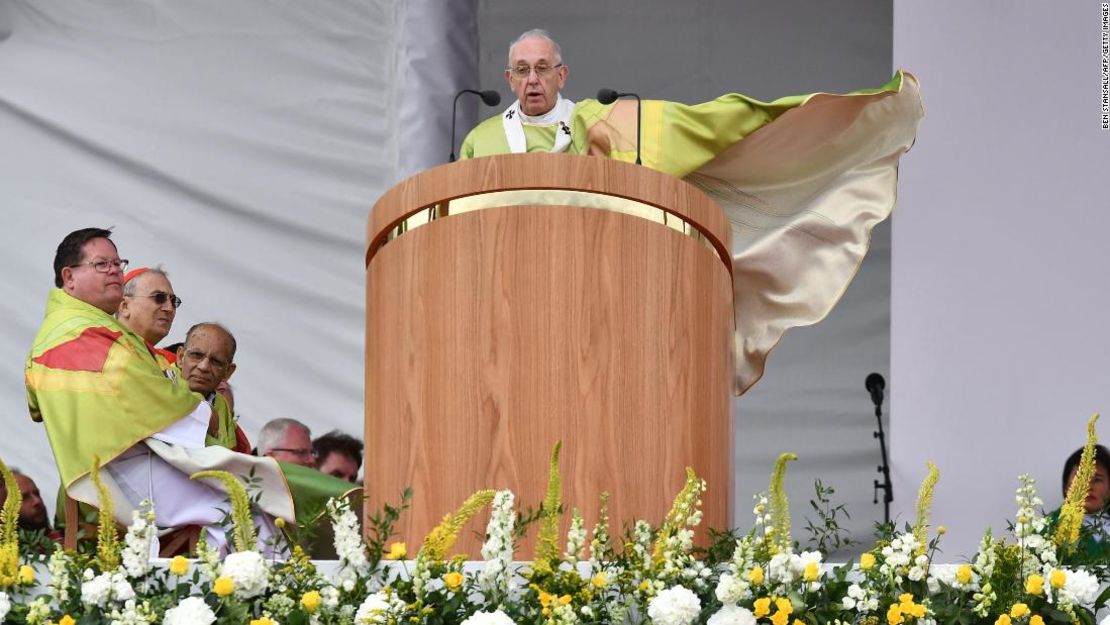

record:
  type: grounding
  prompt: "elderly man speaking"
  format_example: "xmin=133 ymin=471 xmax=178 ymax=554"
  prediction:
xmin=460 ymin=29 xmax=924 ymax=393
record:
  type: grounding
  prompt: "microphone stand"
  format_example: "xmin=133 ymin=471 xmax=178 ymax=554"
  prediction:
xmin=871 ymin=382 xmax=893 ymax=524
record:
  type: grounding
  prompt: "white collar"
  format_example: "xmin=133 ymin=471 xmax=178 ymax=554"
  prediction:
xmin=501 ymin=95 xmax=575 ymax=154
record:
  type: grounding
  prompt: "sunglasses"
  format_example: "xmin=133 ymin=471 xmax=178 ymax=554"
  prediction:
xmin=131 ymin=291 xmax=183 ymax=309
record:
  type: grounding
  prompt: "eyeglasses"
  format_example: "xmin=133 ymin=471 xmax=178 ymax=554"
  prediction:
xmin=271 ymin=447 xmax=317 ymax=460
xmin=181 ymin=349 xmax=229 ymax=370
xmin=130 ymin=291 xmax=183 ymax=309
xmin=507 ymin=63 xmax=563 ymax=79
xmin=72 ymin=258 xmax=129 ymax=273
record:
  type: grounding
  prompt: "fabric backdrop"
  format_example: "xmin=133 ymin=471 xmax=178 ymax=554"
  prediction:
xmin=0 ymin=0 xmax=895 ymax=557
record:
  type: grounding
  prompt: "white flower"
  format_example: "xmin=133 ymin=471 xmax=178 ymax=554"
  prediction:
xmin=479 ymin=490 xmax=516 ymax=602
xmin=767 ymin=552 xmax=796 ymax=585
xmin=714 ymin=572 xmax=751 ymax=605
xmin=356 ymin=591 xmax=406 ymax=624
xmin=48 ymin=548 xmax=72 ymax=603
xmin=80 ymin=570 xmax=134 ymax=608
xmin=321 ymin=585 xmax=340 ymax=609
xmin=460 ymin=610 xmax=517 ymax=625
xmin=707 ymin=604 xmax=756 ymax=625
xmin=220 ymin=550 xmax=269 ymax=599
xmin=163 ymin=596 xmax=216 ymax=625
xmin=0 ymin=592 xmax=9 ymax=622
xmin=647 ymin=585 xmax=701 ymax=625
xmin=1098 ymin=613 xmax=1110 ymax=625
xmin=121 ymin=500 xmax=156 ymax=579
xmin=1059 ymin=568 xmax=1100 ymax=606
xmin=327 ymin=497 xmax=369 ymax=589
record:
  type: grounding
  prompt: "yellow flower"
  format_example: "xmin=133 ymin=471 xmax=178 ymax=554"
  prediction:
xmin=213 ymin=576 xmax=235 ymax=597
xmin=251 ymin=618 xmax=275 ymax=625
xmin=274 ymin=517 xmax=286 ymax=529
xmin=898 ymin=593 xmax=914 ymax=605
xmin=887 ymin=604 xmax=904 ymax=625
xmin=803 ymin=561 xmax=819 ymax=582
xmin=638 ymin=580 xmax=651 ymax=592
xmin=775 ymin=598 xmax=793 ymax=615
xmin=301 ymin=590 xmax=321 ymax=613
xmin=937 ymin=525 xmax=947 ymax=535
xmin=748 ymin=565 xmax=765 ymax=585
xmin=995 ymin=615 xmax=1012 ymax=625
xmin=592 ymin=572 xmax=608 ymax=588
xmin=770 ymin=610 xmax=789 ymax=625
xmin=443 ymin=571 xmax=463 ymax=592
xmin=910 ymin=604 xmax=926 ymax=618
xmin=754 ymin=597 xmax=772 ymax=618
xmin=539 ymin=590 xmax=554 ymax=607
xmin=1049 ymin=569 xmax=1066 ymax=589
xmin=558 ymin=595 xmax=572 ymax=606
xmin=18 ymin=564 xmax=34 ymax=585
xmin=385 ymin=542 xmax=407 ymax=560
xmin=793 ymin=620 xmax=806 ymax=625
xmin=1010 ymin=604 xmax=1029 ymax=619
xmin=956 ymin=564 xmax=973 ymax=585
xmin=58 ymin=617 xmax=77 ymax=625
xmin=169 ymin=555 xmax=190 ymax=576
xmin=1030 ymin=616 xmax=1045 ymax=625
xmin=860 ymin=553 xmax=876 ymax=570
xmin=1026 ymin=574 xmax=1044 ymax=596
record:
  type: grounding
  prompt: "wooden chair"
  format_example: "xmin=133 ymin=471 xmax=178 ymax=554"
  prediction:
xmin=62 ymin=493 xmax=201 ymax=556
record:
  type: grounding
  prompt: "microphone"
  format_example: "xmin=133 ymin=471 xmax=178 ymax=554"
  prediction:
xmin=450 ymin=89 xmax=502 ymax=162
xmin=596 ymin=88 xmax=642 ymax=165
xmin=865 ymin=373 xmax=885 ymax=408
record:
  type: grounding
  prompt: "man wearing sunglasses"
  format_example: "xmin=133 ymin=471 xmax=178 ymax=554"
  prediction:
xmin=26 ymin=227 xmax=296 ymax=556
xmin=117 ymin=266 xmax=181 ymax=369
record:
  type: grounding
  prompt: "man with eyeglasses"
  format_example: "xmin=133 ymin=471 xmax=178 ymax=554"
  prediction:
xmin=177 ymin=322 xmax=251 ymax=453
xmin=257 ymin=418 xmax=316 ymax=467
xmin=26 ymin=227 xmax=296 ymax=556
xmin=459 ymin=30 xmax=924 ymax=397
xmin=460 ymin=29 xmax=574 ymax=159
xmin=117 ymin=266 xmax=181 ymax=369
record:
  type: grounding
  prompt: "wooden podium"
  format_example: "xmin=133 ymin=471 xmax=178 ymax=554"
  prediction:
xmin=365 ymin=153 xmax=733 ymax=555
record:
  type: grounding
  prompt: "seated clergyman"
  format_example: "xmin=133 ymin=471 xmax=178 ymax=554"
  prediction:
xmin=25 ymin=227 xmax=295 ymax=555
xmin=177 ymin=322 xmax=250 ymax=452
xmin=116 ymin=266 xmax=181 ymax=369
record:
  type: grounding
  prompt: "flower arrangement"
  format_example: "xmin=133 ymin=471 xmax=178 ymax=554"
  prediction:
xmin=1 ymin=417 xmax=1108 ymax=625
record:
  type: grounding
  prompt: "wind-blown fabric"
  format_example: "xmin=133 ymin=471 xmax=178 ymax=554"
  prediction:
xmin=25 ymin=288 xmax=295 ymax=524
xmin=462 ymin=72 xmax=924 ymax=392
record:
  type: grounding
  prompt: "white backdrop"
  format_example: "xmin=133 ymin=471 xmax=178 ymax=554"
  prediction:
xmin=0 ymin=0 xmax=399 ymax=509
xmin=892 ymin=2 xmax=1110 ymax=556
xmin=3 ymin=0 xmax=907 ymax=556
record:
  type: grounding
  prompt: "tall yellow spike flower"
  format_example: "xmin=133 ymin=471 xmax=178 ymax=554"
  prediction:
xmin=0 ymin=458 xmax=21 ymax=587
xmin=913 ymin=462 xmax=940 ymax=554
xmin=190 ymin=470 xmax=256 ymax=552
xmin=1055 ymin=414 xmax=1100 ymax=548
xmin=534 ymin=442 xmax=564 ymax=571
xmin=89 ymin=456 xmax=120 ymax=571
xmin=421 ymin=489 xmax=496 ymax=561
xmin=652 ymin=467 xmax=706 ymax=566
xmin=768 ymin=453 xmax=797 ymax=554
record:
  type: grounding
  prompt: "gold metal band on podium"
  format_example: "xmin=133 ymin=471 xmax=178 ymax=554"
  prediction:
xmin=379 ymin=189 xmax=724 ymax=265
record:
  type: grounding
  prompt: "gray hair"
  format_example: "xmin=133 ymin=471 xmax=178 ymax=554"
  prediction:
xmin=507 ymin=28 xmax=562 ymax=66
xmin=184 ymin=321 xmax=238 ymax=360
xmin=257 ymin=418 xmax=311 ymax=455
xmin=122 ymin=265 xmax=169 ymax=297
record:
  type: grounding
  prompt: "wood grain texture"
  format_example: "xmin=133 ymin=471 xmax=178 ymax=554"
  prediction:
xmin=366 ymin=155 xmax=733 ymax=556
xmin=367 ymin=154 xmax=732 ymax=277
